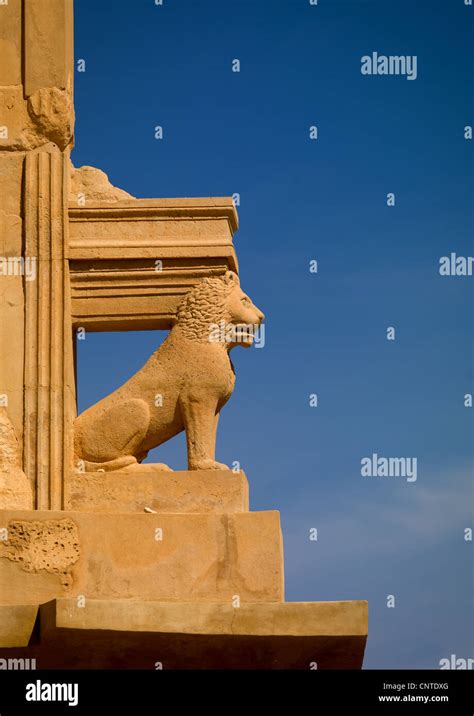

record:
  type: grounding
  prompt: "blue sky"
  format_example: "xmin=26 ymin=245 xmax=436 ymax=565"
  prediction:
xmin=73 ymin=0 xmax=473 ymax=668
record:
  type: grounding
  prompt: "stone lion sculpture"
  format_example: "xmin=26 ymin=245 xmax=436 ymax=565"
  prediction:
xmin=74 ymin=271 xmax=264 ymax=472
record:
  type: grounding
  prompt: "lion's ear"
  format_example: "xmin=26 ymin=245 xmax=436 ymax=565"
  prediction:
xmin=222 ymin=271 xmax=239 ymax=286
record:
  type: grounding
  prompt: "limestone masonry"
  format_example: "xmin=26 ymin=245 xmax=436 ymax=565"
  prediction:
xmin=0 ymin=0 xmax=367 ymax=669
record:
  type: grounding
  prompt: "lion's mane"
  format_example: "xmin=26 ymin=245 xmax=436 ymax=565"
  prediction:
xmin=175 ymin=273 xmax=237 ymax=341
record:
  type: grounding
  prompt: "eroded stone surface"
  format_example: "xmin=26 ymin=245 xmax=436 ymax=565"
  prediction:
xmin=0 ymin=85 xmax=73 ymax=152
xmin=0 ymin=407 xmax=21 ymax=469
xmin=0 ymin=519 xmax=79 ymax=588
xmin=26 ymin=85 xmax=74 ymax=151
xmin=69 ymin=164 xmax=134 ymax=204
xmin=0 ymin=408 xmax=33 ymax=510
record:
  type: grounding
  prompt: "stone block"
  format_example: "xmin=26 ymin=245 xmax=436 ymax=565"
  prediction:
xmin=0 ymin=509 xmax=283 ymax=604
xmin=67 ymin=467 xmax=249 ymax=513
xmin=16 ymin=598 xmax=366 ymax=669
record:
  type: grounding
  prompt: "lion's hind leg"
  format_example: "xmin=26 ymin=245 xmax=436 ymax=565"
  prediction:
xmin=75 ymin=398 xmax=151 ymax=470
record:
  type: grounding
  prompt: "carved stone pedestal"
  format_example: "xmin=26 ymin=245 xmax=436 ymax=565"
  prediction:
xmin=0 ymin=466 xmax=368 ymax=669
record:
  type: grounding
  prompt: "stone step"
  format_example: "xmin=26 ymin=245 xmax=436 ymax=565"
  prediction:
xmin=66 ymin=467 xmax=249 ymax=513
xmin=0 ymin=598 xmax=367 ymax=669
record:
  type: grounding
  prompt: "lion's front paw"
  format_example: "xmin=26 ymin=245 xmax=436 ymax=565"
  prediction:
xmin=189 ymin=459 xmax=230 ymax=471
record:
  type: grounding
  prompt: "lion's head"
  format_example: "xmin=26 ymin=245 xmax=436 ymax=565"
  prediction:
xmin=175 ymin=271 xmax=265 ymax=347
